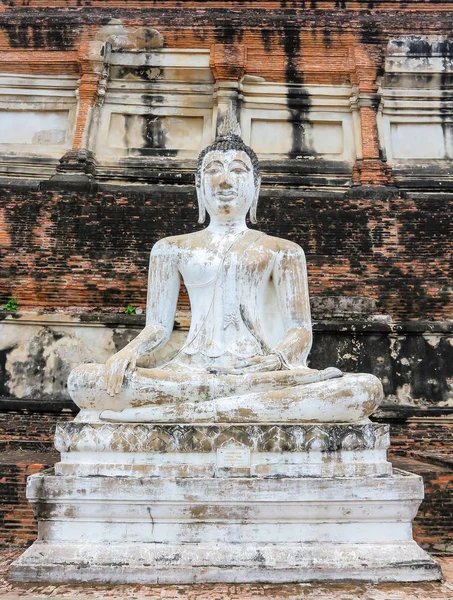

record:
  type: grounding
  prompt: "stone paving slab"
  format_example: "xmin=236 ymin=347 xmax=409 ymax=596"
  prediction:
xmin=1 ymin=549 xmax=453 ymax=599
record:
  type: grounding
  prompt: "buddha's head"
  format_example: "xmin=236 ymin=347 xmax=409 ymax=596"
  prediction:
xmin=195 ymin=134 xmax=261 ymax=224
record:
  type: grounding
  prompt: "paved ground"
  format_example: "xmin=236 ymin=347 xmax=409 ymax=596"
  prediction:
xmin=1 ymin=549 xmax=453 ymax=599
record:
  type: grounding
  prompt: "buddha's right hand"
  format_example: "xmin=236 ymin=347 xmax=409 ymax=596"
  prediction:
xmin=103 ymin=347 xmax=137 ymax=396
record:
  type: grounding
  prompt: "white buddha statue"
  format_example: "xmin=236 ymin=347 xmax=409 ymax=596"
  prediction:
xmin=68 ymin=133 xmax=383 ymax=423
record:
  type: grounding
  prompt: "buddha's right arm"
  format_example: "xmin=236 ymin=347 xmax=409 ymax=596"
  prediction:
xmin=135 ymin=239 xmax=181 ymax=358
xmin=103 ymin=240 xmax=180 ymax=395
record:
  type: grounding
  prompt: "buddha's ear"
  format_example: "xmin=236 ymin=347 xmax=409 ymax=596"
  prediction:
xmin=195 ymin=174 xmax=206 ymax=224
xmin=249 ymin=175 xmax=261 ymax=225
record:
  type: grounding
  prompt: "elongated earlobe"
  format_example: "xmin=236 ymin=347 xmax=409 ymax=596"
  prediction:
xmin=249 ymin=178 xmax=261 ymax=224
xmin=249 ymin=199 xmax=258 ymax=224
xmin=195 ymin=177 xmax=206 ymax=224
xmin=198 ymin=200 xmax=206 ymax=224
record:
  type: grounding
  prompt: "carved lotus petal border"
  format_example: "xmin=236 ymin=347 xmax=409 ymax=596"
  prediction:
xmin=55 ymin=422 xmax=390 ymax=454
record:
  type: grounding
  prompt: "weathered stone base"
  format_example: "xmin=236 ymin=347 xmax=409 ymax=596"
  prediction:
xmin=9 ymin=468 xmax=441 ymax=583
xmin=10 ymin=540 xmax=440 ymax=584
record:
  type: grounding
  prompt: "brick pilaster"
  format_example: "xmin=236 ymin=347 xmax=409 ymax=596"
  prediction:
xmin=210 ymin=44 xmax=246 ymax=137
xmin=50 ymin=40 xmax=109 ymax=184
xmin=72 ymin=40 xmax=110 ymax=150
xmin=350 ymin=47 xmax=392 ymax=186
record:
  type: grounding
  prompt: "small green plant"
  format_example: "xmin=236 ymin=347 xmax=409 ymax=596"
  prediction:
xmin=3 ymin=298 xmax=19 ymax=312
xmin=124 ymin=304 xmax=136 ymax=315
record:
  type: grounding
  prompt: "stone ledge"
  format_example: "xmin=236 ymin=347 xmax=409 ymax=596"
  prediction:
xmin=27 ymin=469 xmax=423 ymax=501
xmin=4 ymin=554 xmax=453 ymax=598
xmin=3 ymin=310 xmax=453 ymax=333
xmin=0 ymin=397 xmax=77 ymax=414
xmin=9 ymin=541 xmax=441 ymax=584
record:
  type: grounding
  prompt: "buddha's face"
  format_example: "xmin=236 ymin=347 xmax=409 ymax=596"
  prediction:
xmin=198 ymin=149 xmax=259 ymax=220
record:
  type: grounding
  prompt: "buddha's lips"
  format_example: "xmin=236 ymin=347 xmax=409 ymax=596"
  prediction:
xmin=216 ymin=191 xmax=237 ymax=200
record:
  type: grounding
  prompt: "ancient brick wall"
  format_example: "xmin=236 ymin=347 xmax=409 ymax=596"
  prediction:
xmin=388 ymin=422 xmax=453 ymax=556
xmin=1 ymin=185 xmax=452 ymax=321
xmin=390 ymin=422 xmax=453 ymax=457
xmin=388 ymin=422 xmax=453 ymax=555
xmin=0 ymin=408 xmax=72 ymax=546
xmin=0 ymin=407 xmax=74 ymax=451
xmin=0 ymin=458 xmax=56 ymax=547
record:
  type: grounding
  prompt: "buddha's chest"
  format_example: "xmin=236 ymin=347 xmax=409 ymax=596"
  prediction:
xmin=178 ymin=244 xmax=274 ymax=290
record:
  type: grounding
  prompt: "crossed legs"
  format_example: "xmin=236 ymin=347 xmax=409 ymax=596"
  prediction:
xmin=68 ymin=362 xmax=382 ymax=423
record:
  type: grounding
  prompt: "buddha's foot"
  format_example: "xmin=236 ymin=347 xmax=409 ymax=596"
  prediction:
xmin=100 ymin=401 xmax=216 ymax=423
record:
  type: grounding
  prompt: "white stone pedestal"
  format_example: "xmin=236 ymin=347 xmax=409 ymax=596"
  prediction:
xmin=9 ymin=421 xmax=442 ymax=584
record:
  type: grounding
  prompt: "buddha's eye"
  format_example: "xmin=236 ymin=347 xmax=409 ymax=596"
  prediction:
xmin=231 ymin=167 xmax=247 ymax=174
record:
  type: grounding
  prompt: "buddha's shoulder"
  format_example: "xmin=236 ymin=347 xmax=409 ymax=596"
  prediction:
xmin=259 ymin=233 xmax=305 ymax=256
xmin=151 ymin=231 xmax=205 ymax=254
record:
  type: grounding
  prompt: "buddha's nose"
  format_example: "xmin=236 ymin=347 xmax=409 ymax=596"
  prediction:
xmin=219 ymin=169 xmax=233 ymax=188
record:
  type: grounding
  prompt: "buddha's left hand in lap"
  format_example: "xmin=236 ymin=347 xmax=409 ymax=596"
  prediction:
xmin=209 ymin=354 xmax=283 ymax=375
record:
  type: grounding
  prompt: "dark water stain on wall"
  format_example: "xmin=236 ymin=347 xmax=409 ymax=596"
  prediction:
xmin=260 ymin=27 xmax=272 ymax=53
xmin=282 ymin=19 xmax=302 ymax=85
xmin=309 ymin=332 xmax=392 ymax=391
xmin=100 ymin=287 xmax=125 ymax=307
xmin=322 ymin=27 xmax=332 ymax=49
xmin=407 ymin=38 xmax=433 ymax=58
xmin=310 ymin=330 xmax=453 ymax=405
xmin=128 ymin=94 xmax=173 ymax=155
xmin=212 ymin=12 xmax=244 ymax=44
xmin=2 ymin=19 xmax=77 ymax=50
xmin=110 ymin=66 xmax=169 ymax=155
xmin=112 ymin=328 xmax=141 ymax=352
xmin=390 ymin=334 xmax=453 ymax=404
xmin=438 ymin=40 xmax=453 ymax=159
xmin=286 ymin=88 xmax=312 ymax=157
xmin=3 ymin=199 xmax=42 ymax=263
xmin=141 ymin=115 xmax=166 ymax=150
xmin=5 ymin=329 xmax=65 ymax=396
xmin=281 ymin=21 xmax=313 ymax=157
xmin=359 ymin=18 xmax=382 ymax=45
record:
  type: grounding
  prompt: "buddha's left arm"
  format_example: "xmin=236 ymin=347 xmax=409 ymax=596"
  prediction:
xmin=271 ymin=243 xmax=313 ymax=369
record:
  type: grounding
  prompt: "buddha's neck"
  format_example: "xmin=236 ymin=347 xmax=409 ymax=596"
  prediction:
xmin=206 ymin=215 xmax=248 ymax=235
